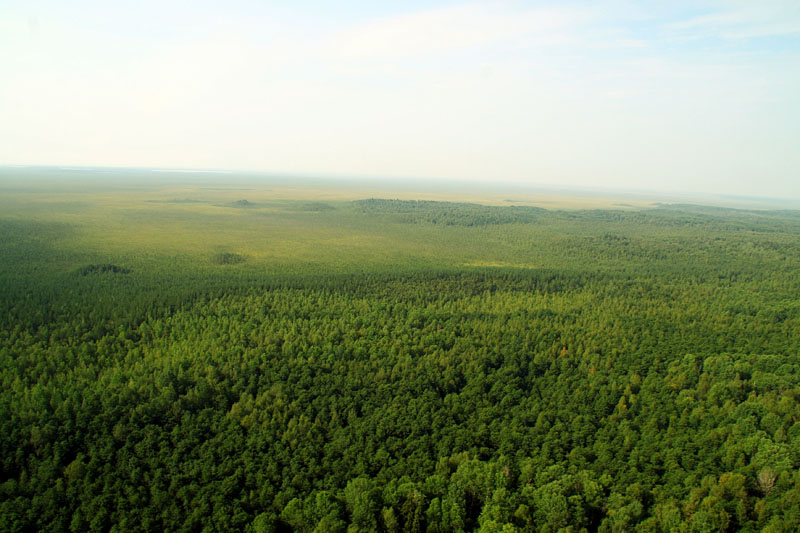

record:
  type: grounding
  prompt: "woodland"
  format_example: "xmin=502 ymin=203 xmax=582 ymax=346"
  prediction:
xmin=1 ymin=173 xmax=799 ymax=532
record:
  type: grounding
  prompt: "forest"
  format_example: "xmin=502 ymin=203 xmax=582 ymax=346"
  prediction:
xmin=1 ymin=171 xmax=799 ymax=532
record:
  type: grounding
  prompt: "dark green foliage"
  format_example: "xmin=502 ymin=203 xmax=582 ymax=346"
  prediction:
xmin=295 ymin=202 xmax=336 ymax=212
xmin=353 ymin=199 xmax=545 ymax=226
xmin=77 ymin=264 xmax=132 ymax=276
xmin=2 ymin=199 xmax=800 ymax=531
xmin=211 ymin=252 xmax=246 ymax=265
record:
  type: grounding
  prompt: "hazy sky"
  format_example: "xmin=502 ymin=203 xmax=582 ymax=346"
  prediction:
xmin=1 ymin=1 xmax=799 ymax=197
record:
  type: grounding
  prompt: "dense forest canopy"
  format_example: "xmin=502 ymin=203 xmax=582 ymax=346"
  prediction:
xmin=1 ymin=176 xmax=799 ymax=532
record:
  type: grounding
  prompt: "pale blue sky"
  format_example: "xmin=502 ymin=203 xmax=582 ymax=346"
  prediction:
xmin=1 ymin=1 xmax=798 ymax=197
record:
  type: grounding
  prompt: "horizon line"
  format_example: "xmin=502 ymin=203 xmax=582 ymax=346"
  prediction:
xmin=1 ymin=163 xmax=798 ymax=205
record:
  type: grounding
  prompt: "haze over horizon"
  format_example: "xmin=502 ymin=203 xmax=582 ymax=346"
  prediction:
xmin=1 ymin=1 xmax=799 ymax=198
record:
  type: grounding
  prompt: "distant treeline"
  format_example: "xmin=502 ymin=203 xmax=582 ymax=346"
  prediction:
xmin=353 ymin=199 xmax=546 ymax=226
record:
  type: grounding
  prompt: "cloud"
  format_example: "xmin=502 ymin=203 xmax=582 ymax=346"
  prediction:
xmin=670 ymin=0 xmax=800 ymax=39
xmin=321 ymin=3 xmax=592 ymax=61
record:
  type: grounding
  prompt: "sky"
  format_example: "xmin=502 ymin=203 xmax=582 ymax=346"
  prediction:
xmin=1 ymin=0 xmax=799 ymax=197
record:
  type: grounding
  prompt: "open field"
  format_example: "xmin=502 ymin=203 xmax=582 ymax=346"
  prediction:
xmin=3 ymin=167 xmax=798 ymax=279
